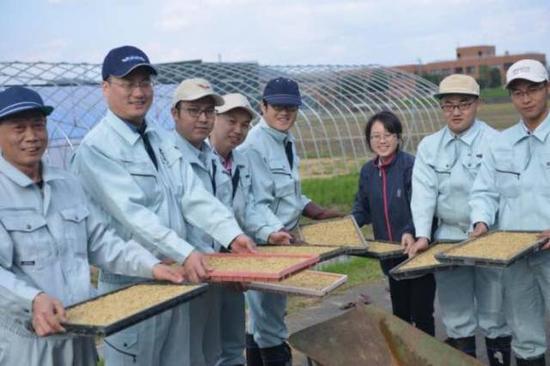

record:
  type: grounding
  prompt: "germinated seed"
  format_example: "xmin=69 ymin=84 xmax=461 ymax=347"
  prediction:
xmin=206 ymin=256 xmax=308 ymax=273
xmin=301 ymin=217 xmax=363 ymax=246
xmin=447 ymin=232 xmax=541 ymax=260
xmin=397 ymin=244 xmax=455 ymax=271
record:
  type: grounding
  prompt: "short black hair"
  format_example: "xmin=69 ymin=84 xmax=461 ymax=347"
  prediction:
xmin=364 ymin=111 xmax=403 ymax=151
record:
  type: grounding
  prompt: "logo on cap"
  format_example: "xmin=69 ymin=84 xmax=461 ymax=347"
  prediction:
xmin=122 ymin=55 xmax=146 ymax=63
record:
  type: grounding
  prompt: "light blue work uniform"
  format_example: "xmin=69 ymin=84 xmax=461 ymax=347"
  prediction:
xmin=0 ymin=156 xmax=160 ymax=366
xmin=239 ymin=118 xmax=311 ymax=349
xmin=71 ymin=111 xmax=243 ymax=366
xmin=411 ymin=120 xmax=510 ymax=340
xmin=470 ymin=114 xmax=550 ymax=359
xmin=209 ymin=142 xmax=282 ymax=366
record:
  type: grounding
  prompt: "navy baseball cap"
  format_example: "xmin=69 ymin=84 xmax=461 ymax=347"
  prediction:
xmin=0 ymin=86 xmax=53 ymax=120
xmin=102 ymin=45 xmax=157 ymax=81
xmin=263 ymin=77 xmax=302 ymax=106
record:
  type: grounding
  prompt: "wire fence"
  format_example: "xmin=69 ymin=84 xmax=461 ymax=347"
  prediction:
xmin=0 ymin=61 xmax=444 ymax=177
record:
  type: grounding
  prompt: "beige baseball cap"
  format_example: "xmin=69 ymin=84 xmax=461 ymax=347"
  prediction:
xmin=505 ymin=59 xmax=549 ymax=88
xmin=171 ymin=78 xmax=224 ymax=108
xmin=216 ymin=93 xmax=256 ymax=119
xmin=434 ymin=74 xmax=480 ymax=99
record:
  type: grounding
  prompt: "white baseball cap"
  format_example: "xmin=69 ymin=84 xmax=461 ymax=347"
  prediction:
xmin=434 ymin=74 xmax=480 ymax=99
xmin=172 ymin=78 xmax=224 ymax=108
xmin=505 ymin=59 xmax=549 ymax=88
xmin=216 ymin=93 xmax=256 ymax=119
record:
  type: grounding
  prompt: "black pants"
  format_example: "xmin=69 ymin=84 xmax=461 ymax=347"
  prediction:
xmin=388 ymin=273 xmax=436 ymax=336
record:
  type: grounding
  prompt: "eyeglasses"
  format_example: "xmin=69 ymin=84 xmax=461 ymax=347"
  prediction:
xmin=108 ymin=79 xmax=154 ymax=93
xmin=370 ymin=133 xmax=395 ymax=141
xmin=179 ymin=106 xmax=216 ymax=119
xmin=440 ymin=100 xmax=476 ymax=113
xmin=510 ymin=83 xmax=547 ymax=100
xmin=270 ymin=105 xmax=299 ymax=113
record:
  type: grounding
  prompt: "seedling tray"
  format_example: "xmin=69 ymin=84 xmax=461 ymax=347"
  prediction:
xmin=256 ymin=245 xmax=344 ymax=261
xmin=436 ymin=231 xmax=547 ymax=267
xmin=204 ymin=253 xmax=319 ymax=283
xmin=299 ymin=215 xmax=367 ymax=248
xmin=390 ymin=242 xmax=457 ymax=280
xmin=248 ymin=270 xmax=347 ymax=297
xmin=63 ymin=282 xmax=207 ymax=336
xmin=348 ymin=240 xmax=405 ymax=259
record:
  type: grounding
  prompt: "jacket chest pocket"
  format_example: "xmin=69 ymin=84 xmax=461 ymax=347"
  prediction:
xmin=494 ymin=158 xmax=520 ymax=198
xmin=536 ymin=153 xmax=550 ymax=196
xmin=59 ymin=205 xmax=90 ymax=257
xmin=461 ymin=154 xmax=483 ymax=178
xmin=432 ymin=163 xmax=451 ymax=194
xmin=1 ymin=213 xmax=52 ymax=269
xmin=124 ymin=161 xmax=162 ymax=203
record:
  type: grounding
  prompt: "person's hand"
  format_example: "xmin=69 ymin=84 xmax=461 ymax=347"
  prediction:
xmin=229 ymin=234 xmax=257 ymax=254
xmin=182 ymin=251 xmax=211 ymax=283
xmin=316 ymin=208 xmax=345 ymax=220
xmin=303 ymin=202 xmax=343 ymax=220
xmin=470 ymin=222 xmax=489 ymax=238
xmin=152 ymin=263 xmax=184 ymax=284
xmin=31 ymin=293 xmax=66 ymax=336
xmin=537 ymin=230 xmax=550 ymax=250
xmin=405 ymin=237 xmax=429 ymax=258
xmin=268 ymin=231 xmax=292 ymax=245
xmin=401 ymin=233 xmax=415 ymax=251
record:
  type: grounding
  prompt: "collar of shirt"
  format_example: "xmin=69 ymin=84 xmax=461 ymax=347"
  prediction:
xmin=258 ymin=118 xmax=295 ymax=144
xmin=514 ymin=113 xmax=550 ymax=145
xmin=442 ymin=119 xmax=482 ymax=147
xmin=176 ymin=134 xmax=213 ymax=168
xmin=208 ymin=140 xmax=233 ymax=173
xmin=105 ymin=110 xmax=157 ymax=146
xmin=0 ymin=155 xmax=64 ymax=188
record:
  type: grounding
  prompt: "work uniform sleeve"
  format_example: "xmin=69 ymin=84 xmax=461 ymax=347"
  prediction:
xmin=352 ymin=165 xmax=372 ymax=227
xmin=0 ymin=223 xmax=41 ymax=318
xmin=244 ymin=147 xmax=285 ymax=240
xmin=177 ymin=160 xmax=243 ymax=249
xmin=243 ymin=191 xmax=282 ymax=244
xmin=410 ymin=141 xmax=438 ymax=239
xmin=85 ymin=202 xmax=160 ymax=278
xmin=71 ymin=143 xmax=194 ymax=264
xmin=469 ymin=145 xmax=499 ymax=227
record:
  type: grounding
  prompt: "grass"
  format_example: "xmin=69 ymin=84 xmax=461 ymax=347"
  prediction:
xmin=301 ymin=173 xmax=359 ymax=213
xmin=480 ymin=87 xmax=508 ymax=99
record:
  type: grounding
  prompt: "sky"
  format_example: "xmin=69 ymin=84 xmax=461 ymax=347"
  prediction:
xmin=1 ymin=0 xmax=548 ymax=67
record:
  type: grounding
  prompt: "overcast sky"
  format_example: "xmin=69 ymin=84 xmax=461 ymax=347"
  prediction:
xmin=2 ymin=0 xmax=548 ymax=67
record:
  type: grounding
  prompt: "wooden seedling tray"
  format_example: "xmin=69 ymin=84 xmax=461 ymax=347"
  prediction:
xmin=256 ymin=245 xmax=344 ymax=261
xmin=299 ymin=215 xmax=367 ymax=248
xmin=390 ymin=242 xmax=457 ymax=280
xmin=348 ymin=240 xmax=405 ymax=259
xmin=436 ymin=231 xmax=548 ymax=267
xmin=63 ymin=282 xmax=207 ymax=336
xmin=248 ymin=270 xmax=347 ymax=297
xmin=204 ymin=253 xmax=319 ymax=283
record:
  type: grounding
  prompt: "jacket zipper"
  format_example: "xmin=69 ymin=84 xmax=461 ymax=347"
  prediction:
xmin=381 ymin=166 xmax=394 ymax=241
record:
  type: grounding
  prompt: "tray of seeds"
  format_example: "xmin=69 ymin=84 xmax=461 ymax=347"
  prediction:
xmin=63 ymin=282 xmax=207 ymax=336
xmin=204 ymin=253 xmax=319 ymax=283
xmin=347 ymin=240 xmax=405 ymax=259
xmin=256 ymin=245 xmax=345 ymax=261
xmin=299 ymin=216 xmax=367 ymax=248
xmin=435 ymin=231 xmax=547 ymax=267
xmin=390 ymin=242 xmax=457 ymax=280
xmin=248 ymin=270 xmax=348 ymax=297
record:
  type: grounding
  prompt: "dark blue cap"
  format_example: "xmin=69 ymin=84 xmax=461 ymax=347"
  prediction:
xmin=102 ymin=45 xmax=158 ymax=81
xmin=0 ymin=86 xmax=54 ymax=120
xmin=263 ymin=77 xmax=302 ymax=106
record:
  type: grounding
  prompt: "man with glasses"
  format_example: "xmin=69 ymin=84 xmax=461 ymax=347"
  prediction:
xmin=240 ymin=77 xmax=341 ymax=366
xmin=170 ymin=79 xmax=258 ymax=366
xmin=407 ymin=74 xmax=511 ymax=365
xmin=72 ymin=46 xmax=252 ymax=366
xmin=470 ymin=59 xmax=550 ymax=366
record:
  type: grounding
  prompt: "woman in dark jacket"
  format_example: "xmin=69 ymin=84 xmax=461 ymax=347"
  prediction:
xmin=352 ymin=111 xmax=436 ymax=335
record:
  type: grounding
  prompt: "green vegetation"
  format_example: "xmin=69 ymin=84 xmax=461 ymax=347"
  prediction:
xmin=319 ymin=257 xmax=382 ymax=287
xmin=480 ymin=87 xmax=508 ymax=99
xmin=301 ymin=173 xmax=359 ymax=213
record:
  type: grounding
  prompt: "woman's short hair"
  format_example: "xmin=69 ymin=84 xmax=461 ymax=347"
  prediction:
xmin=364 ymin=110 xmax=403 ymax=151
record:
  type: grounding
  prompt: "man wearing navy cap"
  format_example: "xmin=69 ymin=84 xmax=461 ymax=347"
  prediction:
xmin=240 ymin=78 xmax=341 ymax=366
xmin=71 ymin=46 xmax=251 ymax=366
xmin=0 ymin=86 xmax=184 ymax=366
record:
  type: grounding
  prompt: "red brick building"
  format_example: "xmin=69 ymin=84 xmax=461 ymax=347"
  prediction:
xmin=394 ymin=45 xmax=546 ymax=83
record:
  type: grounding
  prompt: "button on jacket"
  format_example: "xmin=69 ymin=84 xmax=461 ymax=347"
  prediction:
xmin=412 ymin=120 xmax=497 ymax=241
xmin=0 ymin=156 xmax=159 ymax=333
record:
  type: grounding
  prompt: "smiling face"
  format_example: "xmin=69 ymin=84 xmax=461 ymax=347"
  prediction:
xmin=260 ymin=103 xmax=298 ymax=132
xmin=369 ymin=120 xmax=399 ymax=159
xmin=102 ymin=68 xmax=154 ymax=126
xmin=509 ymin=80 xmax=549 ymax=128
xmin=211 ymin=108 xmax=252 ymax=157
xmin=0 ymin=109 xmax=48 ymax=180
xmin=172 ymin=96 xmax=216 ymax=148
xmin=439 ymin=94 xmax=479 ymax=134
